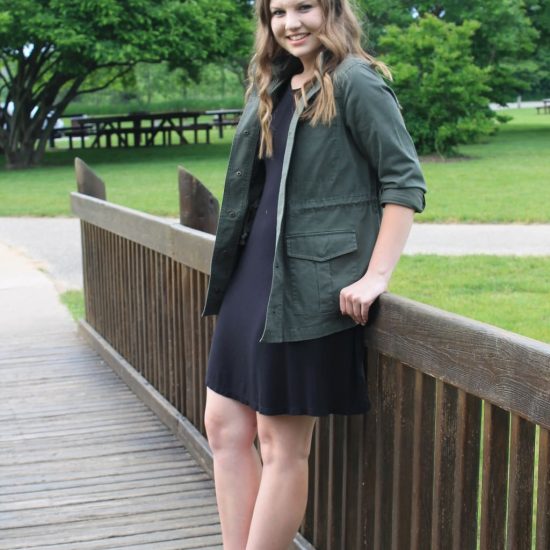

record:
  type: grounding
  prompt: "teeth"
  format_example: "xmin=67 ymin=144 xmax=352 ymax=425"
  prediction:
xmin=289 ymin=34 xmax=307 ymax=40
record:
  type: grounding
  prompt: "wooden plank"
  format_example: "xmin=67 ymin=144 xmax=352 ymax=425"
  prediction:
xmin=70 ymin=192 xmax=215 ymax=274
xmin=479 ymin=403 xmax=509 ymax=549
xmin=363 ymin=347 xmax=379 ymax=550
xmin=537 ymin=427 xmax=550 ymax=549
xmin=365 ymin=293 xmax=550 ymax=431
xmin=0 ymin=463 xmax=202 ymax=495
xmin=328 ymin=415 xmax=346 ymax=550
xmin=0 ymin=511 xmax=220 ymax=549
xmin=507 ymin=413 xmax=536 ymax=550
xmin=78 ymin=320 xmax=214 ymax=478
xmin=0 ymin=491 xmax=218 ymax=530
xmin=343 ymin=413 xmax=365 ymax=550
xmin=410 ymin=371 xmax=435 ymax=550
xmin=1 ymin=478 xmax=214 ymax=513
xmin=431 ymin=381 xmax=459 ymax=549
xmin=373 ymin=353 xmax=396 ymax=550
xmin=312 ymin=415 xmax=331 ymax=549
xmin=391 ymin=361 xmax=415 ymax=550
xmin=452 ymin=390 xmax=482 ymax=550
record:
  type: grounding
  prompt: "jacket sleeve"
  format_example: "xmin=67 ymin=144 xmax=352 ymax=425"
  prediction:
xmin=338 ymin=62 xmax=427 ymax=213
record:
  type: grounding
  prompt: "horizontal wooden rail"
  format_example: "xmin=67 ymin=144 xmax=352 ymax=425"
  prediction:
xmin=71 ymin=192 xmax=214 ymax=274
xmin=367 ymin=293 xmax=550 ymax=430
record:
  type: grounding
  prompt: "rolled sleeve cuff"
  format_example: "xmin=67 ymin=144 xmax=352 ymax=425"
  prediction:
xmin=380 ymin=187 xmax=426 ymax=214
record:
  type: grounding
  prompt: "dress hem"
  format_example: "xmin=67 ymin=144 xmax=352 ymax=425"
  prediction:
xmin=206 ymin=383 xmax=371 ymax=417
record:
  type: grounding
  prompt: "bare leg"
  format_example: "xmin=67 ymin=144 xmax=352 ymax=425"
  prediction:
xmin=204 ymin=388 xmax=262 ymax=550
xmin=246 ymin=414 xmax=317 ymax=550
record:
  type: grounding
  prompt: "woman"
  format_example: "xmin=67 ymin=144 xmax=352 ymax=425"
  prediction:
xmin=202 ymin=0 xmax=426 ymax=548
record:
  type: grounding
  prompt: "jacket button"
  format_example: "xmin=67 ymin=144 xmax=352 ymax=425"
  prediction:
xmin=236 ymin=170 xmax=243 ymax=176
xmin=228 ymin=210 xmax=237 ymax=219
xmin=243 ymin=130 xmax=250 ymax=136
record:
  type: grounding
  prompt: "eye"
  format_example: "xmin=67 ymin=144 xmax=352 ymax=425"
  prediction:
xmin=271 ymin=8 xmax=285 ymax=17
xmin=298 ymin=3 xmax=313 ymax=11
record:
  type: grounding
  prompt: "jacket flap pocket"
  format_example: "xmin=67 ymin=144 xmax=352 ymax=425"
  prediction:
xmin=286 ymin=231 xmax=358 ymax=261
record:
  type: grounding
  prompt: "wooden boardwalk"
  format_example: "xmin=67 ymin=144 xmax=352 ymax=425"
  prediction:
xmin=0 ymin=327 xmax=222 ymax=549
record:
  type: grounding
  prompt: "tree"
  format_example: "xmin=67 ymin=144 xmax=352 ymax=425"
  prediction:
xmin=360 ymin=0 xmax=539 ymax=104
xmin=0 ymin=0 xmax=250 ymax=169
xmin=380 ymin=15 xmax=496 ymax=156
xmin=525 ymin=0 xmax=550 ymax=97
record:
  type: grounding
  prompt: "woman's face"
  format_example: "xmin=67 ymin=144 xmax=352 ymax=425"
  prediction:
xmin=269 ymin=0 xmax=324 ymax=72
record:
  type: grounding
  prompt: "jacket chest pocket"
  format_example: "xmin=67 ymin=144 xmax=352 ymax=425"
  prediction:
xmin=286 ymin=231 xmax=361 ymax=314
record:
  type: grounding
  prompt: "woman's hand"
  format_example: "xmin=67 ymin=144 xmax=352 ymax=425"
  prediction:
xmin=338 ymin=204 xmax=416 ymax=325
xmin=339 ymin=272 xmax=388 ymax=326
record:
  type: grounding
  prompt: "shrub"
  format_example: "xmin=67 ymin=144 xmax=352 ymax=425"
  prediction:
xmin=380 ymin=15 xmax=498 ymax=156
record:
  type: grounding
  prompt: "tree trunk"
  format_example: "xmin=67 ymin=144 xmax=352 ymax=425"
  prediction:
xmin=3 ymin=127 xmax=53 ymax=169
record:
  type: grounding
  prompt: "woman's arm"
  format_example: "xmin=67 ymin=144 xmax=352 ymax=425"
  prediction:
xmin=339 ymin=204 xmax=414 ymax=325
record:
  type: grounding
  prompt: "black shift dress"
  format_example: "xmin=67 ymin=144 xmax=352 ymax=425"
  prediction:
xmin=206 ymin=83 xmax=370 ymax=416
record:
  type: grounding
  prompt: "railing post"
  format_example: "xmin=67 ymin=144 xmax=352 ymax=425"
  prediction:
xmin=74 ymin=157 xmax=106 ymax=199
xmin=178 ymin=165 xmax=219 ymax=234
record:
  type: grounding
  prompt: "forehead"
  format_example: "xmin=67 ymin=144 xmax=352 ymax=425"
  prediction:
xmin=269 ymin=0 xmax=318 ymax=8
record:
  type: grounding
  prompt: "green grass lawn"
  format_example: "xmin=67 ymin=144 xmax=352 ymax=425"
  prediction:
xmin=391 ymin=255 xmax=550 ymax=343
xmin=419 ymin=109 xmax=550 ymax=223
xmin=1 ymin=108 xmax=549 ymax=222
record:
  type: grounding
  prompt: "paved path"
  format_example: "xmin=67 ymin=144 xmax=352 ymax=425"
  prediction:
xmin=0 ymin=241 xmax=223 ymax=549
xmin=0 ymin=218 xmax=549 ymax=291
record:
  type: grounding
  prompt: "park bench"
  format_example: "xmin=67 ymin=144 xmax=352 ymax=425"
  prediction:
xmin=536 ymin=99 xmax=550 ymax=114
xmin=206 ymin=109 xmax=242 ymax=138
xmin=150 ymin=122 xmax=213 ymax=146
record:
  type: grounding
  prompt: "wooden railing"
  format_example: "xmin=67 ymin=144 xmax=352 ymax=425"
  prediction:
xmin=72 ymin=164 xmax=550 ymax=550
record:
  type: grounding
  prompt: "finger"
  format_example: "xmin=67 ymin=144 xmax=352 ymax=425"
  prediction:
xmin=361 ymin=300 xmax=370 ymax=324
xmin=339 ymin=289 xmax=347 ymax=315
xmin=352 ymin=298 xmax=363 ymax=324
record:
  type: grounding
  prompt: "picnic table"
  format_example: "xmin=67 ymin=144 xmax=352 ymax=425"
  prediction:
xmin=206 ymin=108 xmax=243 ymax=138
xmin=536 ymin=98 xmax=550 ymax=114
xmin=60 ymin=110 xmax=212 ymax=149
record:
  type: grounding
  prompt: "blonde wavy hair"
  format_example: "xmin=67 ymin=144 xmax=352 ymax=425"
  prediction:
xmin=248 ymin=0 xmax=391 ymax=157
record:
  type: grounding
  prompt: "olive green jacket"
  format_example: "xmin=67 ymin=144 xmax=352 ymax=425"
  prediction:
xmin=203 ymin=55 xmax=426 ymax=342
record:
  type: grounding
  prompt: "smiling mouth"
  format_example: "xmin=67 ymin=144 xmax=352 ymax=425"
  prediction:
xmin=287 ymin=33 xmax=309 ymax=41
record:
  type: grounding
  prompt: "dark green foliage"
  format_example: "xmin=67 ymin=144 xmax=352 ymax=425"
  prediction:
xmin=0 ymin=0 xmax=251 ymax=169
xmin=361 ymin=0 xmax=539 ymax=104
xmin=525 ymin=0 xmax=550 ymax=97
xmin=380 ymin=15 xmax=496 ymax=156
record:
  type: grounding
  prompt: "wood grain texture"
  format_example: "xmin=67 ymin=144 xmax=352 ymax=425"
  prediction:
xmin=452 ymin=390 xmax=482 ymax=550
xmin=431 ymin=381 xmax=459 ymax=549
xmin=0 ymin=326 xmax=222 ymax=549
xmin=410 ymin=371 xmax=435 ymax=550
xmin=365 ymin=293 xmax=550 ymax=430
xmin=374 ymin=354 xmax=397 ymax=550
xmin=480 ymin=403 xmax=510 ymax=550
xmin=71 ymin=192 xmax=215 ymax=274
xmin=507 ymin=414 xmax=536 ymax=550
xmin=537 ymin=428 xmax=550 ymax=550
xmin=391 ymin=361 xmax=416 ymax=550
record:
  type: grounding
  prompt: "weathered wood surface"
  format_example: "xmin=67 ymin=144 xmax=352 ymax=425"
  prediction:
xmin=178 ymin=166 xmax=219 ymax=234
xmin=0 ymin=331 xmax=223 ymax=549
xmin=366 ymin=293 xmax=550 ymax=430
xmin=71 ymin=169 xmax=550 ymax=550
xmin=71 ymin=192 xmax=215 ymax=274
xmin=75 ymin=157 xmax=106 ymax=200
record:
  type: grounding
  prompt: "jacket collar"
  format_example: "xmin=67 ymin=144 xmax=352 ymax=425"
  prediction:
xmin=269 ymin=54 xmax=321 ymax=116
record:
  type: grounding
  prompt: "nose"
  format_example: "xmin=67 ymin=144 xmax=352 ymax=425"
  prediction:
xmin=285 ymin=10 xmax=301 ymax=31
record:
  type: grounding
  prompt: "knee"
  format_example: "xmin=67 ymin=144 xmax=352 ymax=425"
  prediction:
xmin=257 ymin=425 xmax=312 ymax=468
xmin=204 ymin=405 xmax=257 ymax=455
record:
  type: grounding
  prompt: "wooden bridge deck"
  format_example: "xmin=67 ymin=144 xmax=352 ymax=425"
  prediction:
xmin=0 ymin=328 xmax=222 ymax=549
